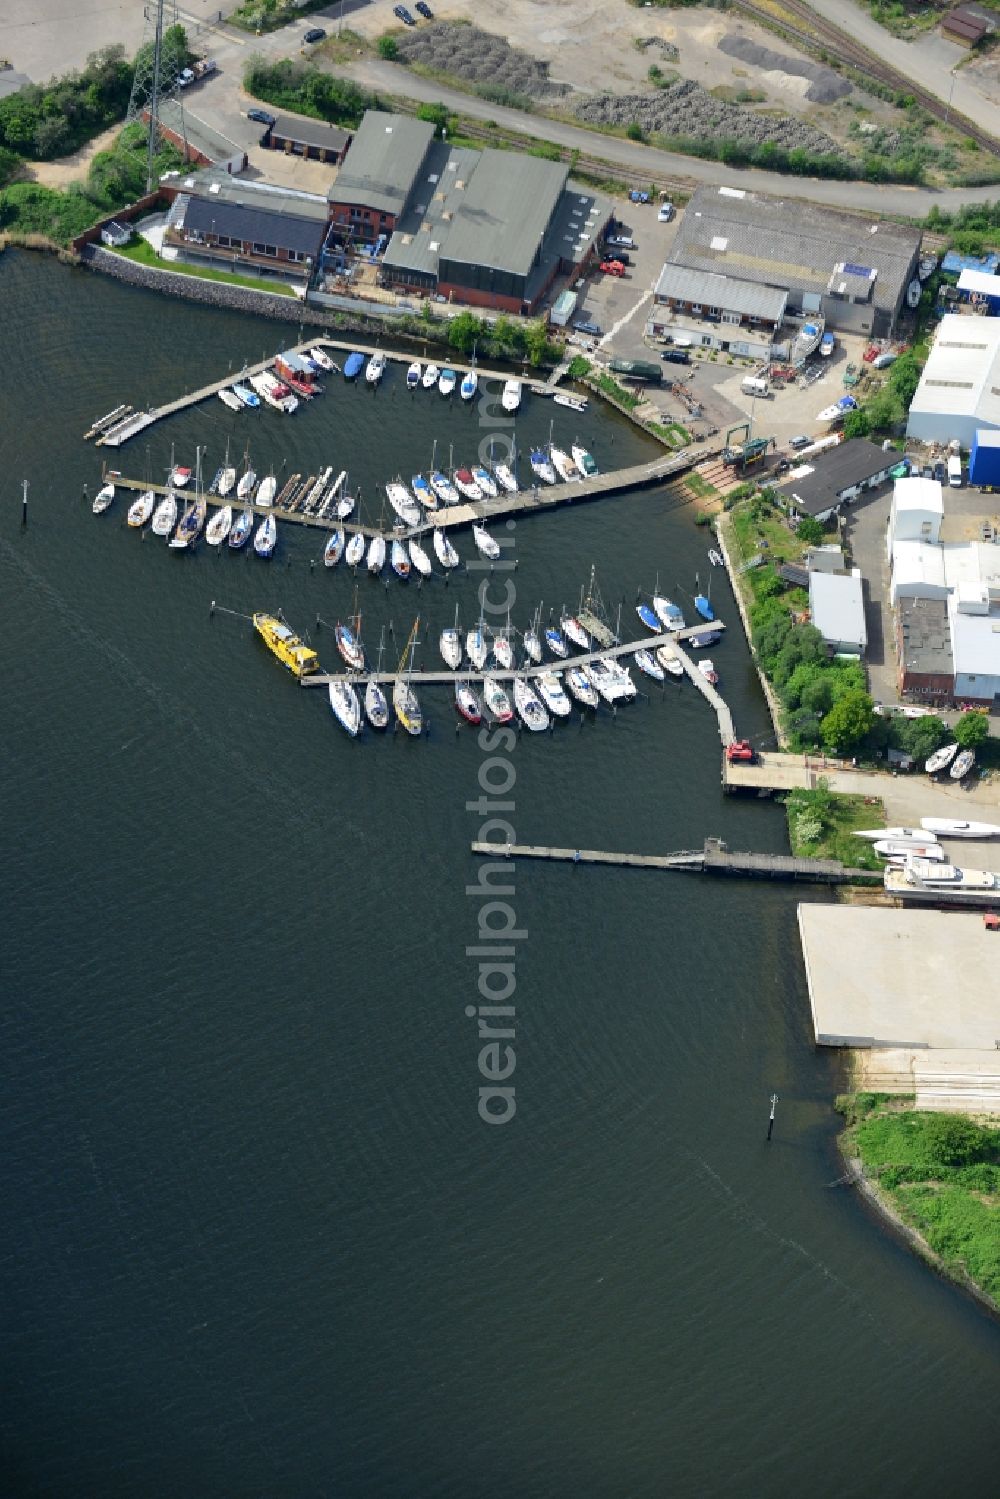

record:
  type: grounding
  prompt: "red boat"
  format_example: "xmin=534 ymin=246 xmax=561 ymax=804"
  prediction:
xmin=274 ymin=362 xmax=317 ymax=398
xmin=455 ymin=681 xmax=482 ymax=724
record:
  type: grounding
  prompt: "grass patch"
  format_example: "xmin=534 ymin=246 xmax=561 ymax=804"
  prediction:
xmin=647 ymin=420 xmax=690 ymax=447
xmin=112 ymin=238 xmax=297 ymax=297
xmin=784 ymin=782 xmax=884 ymax=870
xmin=684 ymin=471 xmax=717 ymax=497
xmin=841 ymin=1102 xmax=1000 ymax=1306
xmin=591 ymin=371 xmax=640 ymax=410
xmin=729 ymin=499 xmax=805 ymax=569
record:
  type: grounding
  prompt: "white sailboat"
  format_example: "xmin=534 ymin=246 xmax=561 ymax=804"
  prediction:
xmin=367 ymin=533 xmax=386 ymax=576
xmin=483 ymin=676 xmax=514 ymax=722
xmin=386 ymin=481 xmax=422 ymax=528
xmin=345 ymin=532 xmax=365 ymax=568
xmin=93 ymin=482 xmax=115 ymax=514
xmin=229 ymin=508 xmax=254 ymax=549
xmin=440 ymin=612 xmax=463 ymax=669
xmin=472 ymin=524 xmax=500 ymax=560
xmin=493 ymin=463 xmax=518 ymax=493
xmin=550 ymin=446 xmax=578 ymax=482
xmin=513 ymin=678 xmax=549 ymax=731
xmin=151 ymin=491 xmax=177 ymax=536
xmin=565 ymin=666 xmax=599 ymax=707
xmin=310 ymin=346 xmax=335 ymax=372
xmin=925 ymin=742 xmax=959 ymax=775
xmin=256 ymin=474 xmax=277 ymax=508
xmin=328 ymin=680 xmax=362 ymax=738
xmin=254 ymin=513 xmax=277 ymax=557
xmin=433 ymin=527 xmax=460 ymax=569
xmin=127 ymin=489 xmax=155 ymax=527
xmin=205 ymin=504 xmax=233 ymax=546
xmin=392 ymin=619 xmax=423 ymax=736
xmin=324 ymin=529 xmax=345 ymax=567
xmin=466 ymin=618 xmax=488 ymax=671
xmin=408 ymin=537 xmax=433 ymax=577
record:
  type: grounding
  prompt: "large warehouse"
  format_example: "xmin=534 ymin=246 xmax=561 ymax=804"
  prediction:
xmin=906 ymin=313 xmax=1000 ymax=447
xmin=668 ymin=185 xmax=920 ymax=339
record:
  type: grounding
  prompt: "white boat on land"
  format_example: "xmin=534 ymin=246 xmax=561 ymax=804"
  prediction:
xmin=484 ymin=677 xmax=514 ymax=723
xmin=409 ymin=537 xmax=433 ymax=576
xmin=550 ymin=446 xmax=578 ymax=482
xmin=422 ymin=363 xmax=440 ymax=389
xmin=127 ymin=489 xmax=155 ymax=527
xmin=925 ymin=742 xmax=959 ymax=775
xmin=256 ymin=475 xmax=276 ymax=508
xmin=93 ymin=482 xmax=115 ymax=514
xmin=310 ymin=346 xmax=335 ymax=372
xmin=461 ymin=369 xmax=478 ymax=401
xmin=514 ymin=677 xmax=549 ymax=731
xmin=472 ymin=524 xmax=500 ymax=560
xmin=920 ymin=817 xmax=1000 ymax=839
xmin=254 ymin=513 xmax=277 ymax=557
xmin=951 ymin=749 xmax=976 ymax=780
xmin=386 ymin=481 xmax=422 ymax=528
xmin=655 ymin=645 xmax=684 ymax=677
xmin=653 ymin=595 xmax=685 ymax=631
xmin=366 ymin=351 xmax=386 ymax=385
xmin=906 ymin=277 xmax=922 ymax=310
xmin=151 ymin=492 xmax=177 ymax=535
xmin=429 ymin=470 xmax=459 ymax=505
xmin=634 ymin=649 xmax=664 ymax=681
xmin=328 ymin=680 xmax=361 ymax=738
xmin=324 ymin=529 xmax=345 ymax=567
xmin=229 ymin=508 xmax=253 ymax=549
xmin=853 ymin=827 xmax=937 ymax=842
xmin=553 ymin=393 xmax=587 ymax=412
xmin=472 ymin=465 xmax=498 ymax=498
xmin=440 ymin=627 xmax=463 ymax=669
xmin=918 ymin=253 xmax=938 ymax=281
xmin=874 ymin=839 xmax=945 ymax=861
xmin=571 ymin=443 xmax=597 ymax=476
xmin=467 ymin=624 xmax=488 ymax=671
xmin=367 ymin=533 xmax=386 ymax=575
xmin=218 ymin=388 xmax=243 ymax=412
xmin=237 ymin=468 xmax=257 ymax=500
xmin=433 ymin=528 xmax=460 ymax=569
xmin=438 ymin=367 xmax=457 ymax=396
xmin=365 ymin=678 xmax=389 ymax=730
xmin=345 ymin=532 xmax=365 ymax=568
xmin=406 ymin=361 xmax=422 ymax=389
xmin=817 ymin=395 xmax=857 ymax=424
xmin=890 ymin=858 xmax=1000 ymax=897
xmin=205 ymin=504 xmax=233 ymax=545
xmin=536 ymin=671 xmax=571 ymax=717
xmin=494 ymin=463 xmax=518 ymax=493
xmin=819 ymin=331 xmax=835 ymax=359
xmin=502 ymin=379 xmax=521 ymax=413
xmin=565 ymin=666 xmax=599 ymax=707
xmin=411 ymin=474 xmax=437 ymax=510
xmin=792 ymin=316 xmax=824 ymax=364
xmin=218 ymin=466 xmax=237 ymax=498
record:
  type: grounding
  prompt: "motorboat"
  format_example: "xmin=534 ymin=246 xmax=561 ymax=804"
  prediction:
xmin=365 ymin=351 xmax=387 ymax=385
xmin=391 ymin=538 xmax=411 ymax=580
xmin=690 ymin=629 xmax=722 ymax=649
xmin=345 ymin=532 xmax=365 ymax=568
xmin=343 ymin=352 xmax=364 ymax=380
xmin=365 ymin=678 xmax=389 ymax=731
xmin=253 ymin=513 xmax=277 ymax=557
xmin=951 ymin=749 xmax=976 ymax=780
xmin=440 ymin=627 xmax=463 ymax=669
xmin=324 ymin=529 xmax=345 ymax=567
xmin=918 ymin=253 xmax=938 ymax=281
xmin=335 ymin=621 xmax=365 ymax=671
xmin=386 ymin=482 xmax=422 ymax=528
xmin=494 ymin=463 xmax=518 ymax=493
xmin=523 ymin=628 xmax=543 ymax=665
xmin=925 ymin=742 xmax=959 ymax=775
xmin=472 ymin=466 xmax=498 ymax=498
xmin=328 ymin=680 xmax=361 ymax=738
xmin=636 ymin=602 xmax=660 ymax=633
xmin=554 ymin=394 xmax=587 ymax=412
xmin=530 ymin=448 xmax=556 ymax=484
xmin=218 ymin=388 xmax=243 ymax=412
xmin=493 ymin=633 xmax=514 ymax=670
xmin=171 ymin=464 xmax=192 ymax=487
xmin=406 ymin=361 xmax=422 ymax=389
xmin=698 ymin=658 xmax=719 ymax=684
xmin=237 ymin=467 xmax=257 ymax=500
xmin=587 ymin=658 xmax=635 ymax=702
xmin=438 ymin=367 xmax=457 ymax=396
xmin=205 ymin=504 xmax=233 ymax=545
xmin=127 ymin=489 xmax=155 ymax=527
xmin=422 ymin=363 xmax=440 ymax=390
xmin=545 ymin=626 xmax=569 ymax=660
xmin=565 ymin=666 xmax=599 ymax=707
xmin=367 ymin=533 xmax=386 ymax=575
xmin=694 ymin=593 xmax=715 ymax=622
xmin=460 ymin=369 xmax=478 ymax=401
xmin=817 ymin=394 xmax=857 ymax=424
xmin=218 ymin=466 xmax=237 ymax=498
xmin=232 ymin=384 xmax=260 ymax=408
xmin=791 ymin=317 xmax=824 ymax=364
xmin=920 ymin=818 xmax=1000 ymax=839
xmin=889 ymin=858 xmax=1000 ymax=897
xmin=501 ymin=379 xmax=521 ymax=413
xmin=654 ymin=595 xmax=685 ymax=631
xmin=256 ymin=475 xmax=276 ymax=507
xmin=472 ymin=524 xmax=500 ymax=560
xmin=550 ymin=447 xmax=578 ymax=482
xmin=467 ymin=625 xmax=488 ymax=671
xmin=249 ymin=372 xmax=297 ymax=413
xmin=412 ymin=474 xmax=437 ymax=510
xmin=583 ymin=661 xmax=617 ymax=705
xmin=455 ymin=681 xmax=482 ymax=724
xmin=561 ymin=614 xmax=591 ymax=651
xmin=254 ymin=613 xmax=318 ymax=677
xmin=229 ymin=508 xmax=253 ymax=549
xmin=536 ymin=671 xmax=571 ymax=717
xmin=430 ymin=471 xmax=459 ymax=505
xmin=906 ymin=277 xmax=922 ymax=310
xmin=433 ymin=528 xmax=460 ymax=569
xmin=873 ymin=839 xmax=945 ymax=861
xmin=408 ymin=537 xmax=433 ymax=577
xmin=634 ymin=649 xmax=664 ymax=682
xmin=571 ymin=443 xmax=597 ymax=476
xmin=310 ymin=346 xmax=335 ymax=372
xmin=513 ymin=678 xmax=549 ymax=731
xmin=819 ymin=332 xmax=835 ymax=359
xmin=708 ymin=548 xmax=724 ymax=567
xmin=853 ymin=827 xmax=937 ymax=842
xmin=484 ymin=677 xmax=514 ymax=723
xmin=655 ymin=646 xmax=684 ymax=678
xmin=151 ymin=492 xmax=177 ymax=535
xmin=392 ymin=678 xmax=422 ymax=736
xmin=453 ymin=469 xmax=483 ymax=501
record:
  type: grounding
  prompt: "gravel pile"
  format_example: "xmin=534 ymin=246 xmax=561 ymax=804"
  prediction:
xmin=395 ymin=22 xmax=569 ymax=99
xmin=576 ymin=79 xmax=843 ymax=155
xmin=717 ymin=34 xmax=851 ymax=105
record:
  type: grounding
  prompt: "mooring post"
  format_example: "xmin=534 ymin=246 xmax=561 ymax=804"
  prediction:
xmin=21 ymin=479 xmax=28 ymax=528
xmin=767 ymin=1093 xmax=778 ymax=1142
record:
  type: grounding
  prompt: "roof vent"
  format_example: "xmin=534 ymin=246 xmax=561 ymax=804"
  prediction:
xmin=429 ymin=240 xmax=439 ymax=252
xmin=209 ymin=182 xmax=221 ymax=194
xmin=428 ymin=174 xmax=439 ymax=183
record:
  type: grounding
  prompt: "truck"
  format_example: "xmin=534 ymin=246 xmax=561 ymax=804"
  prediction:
xmin=179 ymin=58 xmax=217 ymax=87
xmin=609 ymin=359 xmax=662 ymax=385
xmin=549 ymin=290 xmax=578 ymax=329
xmin=947 ymin=453 xmax=963 ymax=487
xmin=741 ymin=376 xmax=770 ymax=398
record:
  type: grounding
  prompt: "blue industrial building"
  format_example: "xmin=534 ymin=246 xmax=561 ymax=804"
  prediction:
xmin=968 ymin=429 xmax=1000 ymax=489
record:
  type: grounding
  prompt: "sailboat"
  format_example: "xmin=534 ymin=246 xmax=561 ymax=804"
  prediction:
xmin=328 ymin=680 xmax=362 ymax=738
xmin=513 ymin=678 xmax=549 ymax=732
xmin=365 ymin=631 xmax=390 ymax=730
xmin=791 ymin=315 xmax=824 ymax=365
xmin=472 ymin=524 xmax=500 ymax=560
xmin=127 ymin=489 xmax=155 ymax=527
xmin=236 ymin=455 xmax=257 ymax=500
xmin=409 ymin=537 xmax=433 ymax=577
xmin=461 ymin=368 xmax=478 ymax=401
xmin=324 ymin=528 xmax=345 ymax=567
xmin=345 ymin=532 xmax=365 ymax=568
xmin=453 ymin=468 xmax=483 ymax=501
xmin=336 ymin=607 xmax=365 ymax=671
xmin=386 ymin=481 xmax=421 ymax=528
xmin=455 ymin=681 xmax=482 ymax=724
xmin=634 ymin=649 xmax=664 ymax=682
xmin=367 ymin=532 xmax=386 ymax=576
xmin=393 ymin=618 xmax=423 ymax=736
xmin=523 ymin=618 xmax=543 ymax=664
xmin=218 ymin=443 xmax=237 ymax=497
xmin=550 ymin=446 xmax=578 ymax=482
xmin=925 ymin=742 xmax=960 ymax=775
xmin=544 ymin=625 xmax=569 ymax=659
xmin=440 ymin=609 xmax=463 ymax=669
xmin=256 ymin=474 xmax=277 ymax=508
xmin=565 ymin=666 xmax=599 ymax=707
xmin=93 ymin=481 xmax=115 ymax=514
xmin=560 ymin=612 xmax=591 ymax=651
xmin=530 ymin=448 xmax=556 ymax=484
xmin=493 ymin=462 xmax=518 ymax=493
xmin=483 ymin=677 xmax=514 ymax=723
xmin=229 ymin=508 xmax=254 ymax=549
xmin=493 ymin=627 xmax=514 ymax=671
xmin=472 ymin=465 xmax=498 ymax=498
xmin=571 ymin=443 xmax=598 ymax=477
xmin=253 ymin=513 xmax=277 ymax=557
xmin=429 ymin=470 xmax=459 ymax=505
xmin=391 ymin=537 xmax=411 ymax=580
xmin=151 ymin=491 xmax=177 ymax=536
xmin=693 ymin=582 xmax=715 ymax=622
xmin=310 ymin=346 xmax=335 ymax=372
xmin=412 ymin=474 xmax=437 ymax=510
xmin=466 ymin=614 xmax=488 ymax=671
xmin=170 ymin=447 xmax=207 ymax=548
xmin=205 ymin=504 xmax=233 ymax=546
xmin=636 ymin=601 xmax=660 ymax=633
xmin=433 ymin=527 xmax=460 ymax=569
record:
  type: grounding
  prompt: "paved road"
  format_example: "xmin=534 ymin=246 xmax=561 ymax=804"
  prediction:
xmin=336 ymin=56 xmax=1000 ymax=215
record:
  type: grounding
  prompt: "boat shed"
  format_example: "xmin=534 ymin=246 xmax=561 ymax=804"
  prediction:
xmin=780 ymin=438 xmax=895 ymax=521
xmin=906 ymin=313 xmax=1000 ymax=446
xmin=808 ymin=569 xmax=867 ymax=656
xmin=969 ymin=428 xmax=1000 ymax=487
xmin=957 ymin=267 xmax=1000 ymax=311
xmin=265 ymin=113 xmax=352 ymax=164
xmin=326 ymin=111 xmax=435 ymax=243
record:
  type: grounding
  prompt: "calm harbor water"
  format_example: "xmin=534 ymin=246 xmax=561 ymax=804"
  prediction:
xmin=1 ymin=251 xmax=998 ymax=1498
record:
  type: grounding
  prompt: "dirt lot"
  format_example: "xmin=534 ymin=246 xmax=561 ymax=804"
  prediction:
xmin=18 ymin=122 xmax=121 ymax=188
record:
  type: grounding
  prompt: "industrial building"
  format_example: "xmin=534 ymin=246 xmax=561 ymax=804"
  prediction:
xmin=326 ymin=112 xmax=435 ymax=245
xmin=265 ymin=113 xmax=352 ymax=164
xmin=666 ymin=185 xmax=920 ymax=341
xmin=162 ymin=171 xmax=329 ymax=278
xmin=649 ymin=265 xmax=786 ymax=359
xmin=780 ymin=438 xmax=896 ymax=521
xmin=808 ymin=569 xmax=867 ymax=656
xmin=906 ymin=313 xmax=1000 ymax=447
xmin=969 ymin=427 xmax=1000 ymax=487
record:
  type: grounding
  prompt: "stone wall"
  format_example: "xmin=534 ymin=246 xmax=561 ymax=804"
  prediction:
xmin=81 ymin=244 xmax=307 ymax=324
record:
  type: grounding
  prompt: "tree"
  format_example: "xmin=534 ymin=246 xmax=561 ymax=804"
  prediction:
xmin=377 ymin=35 xmax=399 ymax=61
xmin=920 ymin=1114 xmax=990 ymax=1170
xmin=448 ymin=309 xmax=483 ymax=355
xmin=888 ymin=352 xmax=921 ymax=408
xmin=865 ymin=386 xmax=903 ymax=433
xmin=895 ymin=713 xmax=947 ymax=763
xmin=842 ymin=406 xmax=871 ymax=439
xmin=417 ymin=101 xmax=450 ymax=137
xmin=523 ymin=318 xmax=552 ymax=367
xmin=796 ymin=516 xmax=825 ymax=546
xmin=954 ymin=709 xmax=990 ymax=749
xmin=820 ymin=690 xmax=876 ymax=754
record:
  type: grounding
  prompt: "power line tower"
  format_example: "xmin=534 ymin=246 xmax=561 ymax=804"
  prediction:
xmin=125 ymin=0 xmax=188 ymax=193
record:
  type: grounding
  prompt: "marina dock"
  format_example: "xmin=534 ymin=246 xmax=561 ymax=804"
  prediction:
xmin=471 ymin=837 xmax=880 ymax=884
xmin=104 ymin=471 xmax=372 ymax=535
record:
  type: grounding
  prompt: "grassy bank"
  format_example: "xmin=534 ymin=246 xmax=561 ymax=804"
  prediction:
xmin=111 ymin=238 xmax=298 ymax=298
xmin=838 ymin=1095 xmax=1000 ymax=1309
xmin=784 ymin=782 xmax=884 ymax=871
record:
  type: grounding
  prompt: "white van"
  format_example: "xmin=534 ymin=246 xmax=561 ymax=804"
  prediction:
xmin=947 ymin=454 xmax=962 ymax=487
xmin=741 ymin=376 xmax=770 ymax=397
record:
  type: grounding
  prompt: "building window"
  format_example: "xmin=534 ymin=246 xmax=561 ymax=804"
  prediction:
xmin=253 ymin=242 xmax=278 ymax=258
xmin=214 ymin=234 xmax=234 ymax=248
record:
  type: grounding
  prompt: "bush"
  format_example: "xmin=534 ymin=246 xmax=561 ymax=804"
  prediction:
xmin=377 ymin=35 xmax=399 ymax=61
xmin=796 ymin=516 xmax=825 ymax=546
xmin=242 ymin=57 xmax=375 ymax=126
xmin=0 ymin=43 xmax=135 ymax=160
xmin=626 ymin=122 xmax=646 ymax=141
xmin=954 ymin=709 xmax=989 ymax=749
xmin=820 ymin=689 xmax=876 ymax=754
xmin=417 ymin=102 xmax=450 ymax=137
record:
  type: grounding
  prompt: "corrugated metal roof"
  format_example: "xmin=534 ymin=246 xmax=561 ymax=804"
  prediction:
xmin=184 ymin=195 xmax=325 ymax=257
xmin=653 ymin=263 xmax=786 ymax=319
xmin=439 ymin=150 xmax=567 ymax=277
xmin=159 ymin=100 xmax=242 ymax=165
xmin=909 ymin=313 xmax=1000 ymax=427
xmin=270 ymin=112 xmax=351 ymax=153
xmin=958 ymin=267 xmax=1000 ymax=296
xmin=329 ymin=111 xmax=434 ymax=215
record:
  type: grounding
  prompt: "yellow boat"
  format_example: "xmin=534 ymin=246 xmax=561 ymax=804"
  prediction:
xmin=253 ymin=613 xmax=319 ymax=678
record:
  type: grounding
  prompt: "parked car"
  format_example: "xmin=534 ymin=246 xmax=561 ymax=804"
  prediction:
xmin=606 ymin=234 xmax=634 ymax=250
xmin=415 ymin=0 xmax=434 ymax=14
xmin=932 ymin=461 xmax=947 ymax=483
xmin=303 ymin=27 xmax=326 ymax=43
xmin=629 ymin=190 xmax=650 ymax=204
xmin=599 ymin=260 xmax=626 ymax=277
xmin=789 ymin=434 xmax=811 ymax=450
xmin=573 ymin=319 xmax=601 ymax=336
xmin=247 ymin=108 xmax=276 ymax=125
xmin=661 ymin=349 xmax=690 ymax=365
xmin=921 ymin=465 xmax=934 ymax=479
xmin=394 ymin=4 xmax=417 ymax=22
xmin=657 ymin=202 xmax=675 ymax=223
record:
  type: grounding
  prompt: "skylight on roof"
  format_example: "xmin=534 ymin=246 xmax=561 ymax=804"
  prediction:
xmin=427 ymin=174 xmax=439 ymax=183
xmin=710 ymin=236 xmax=728 ymax=251
xmin=429 ymin=240 xmax=439 ymax=251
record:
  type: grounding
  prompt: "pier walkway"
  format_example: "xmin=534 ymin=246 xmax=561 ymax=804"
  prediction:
xmin=105 ymin=472 xmax=371 ymax=535
xmin=471 ymin=837 xmax=878 ymax=884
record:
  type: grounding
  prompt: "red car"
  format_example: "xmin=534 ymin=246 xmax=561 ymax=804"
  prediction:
xmin=599 ymin=259 xmax=626 ymax=276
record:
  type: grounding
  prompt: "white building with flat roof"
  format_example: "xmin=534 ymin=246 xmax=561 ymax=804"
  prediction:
xmin=906 ymin=313 xmax=1000 ymax=447
xmin=808 ymin=570 xmax=867 ymax=655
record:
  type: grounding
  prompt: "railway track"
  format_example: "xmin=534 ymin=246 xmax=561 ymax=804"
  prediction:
xmin=732 ymin=0 xmax=999 ymax=155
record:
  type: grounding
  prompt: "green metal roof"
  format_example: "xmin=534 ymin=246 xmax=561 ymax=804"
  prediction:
xmin=438 ymin=150 xmax=568 ymax=279
xmin=329 ymin=111 xmax=435 ymax=216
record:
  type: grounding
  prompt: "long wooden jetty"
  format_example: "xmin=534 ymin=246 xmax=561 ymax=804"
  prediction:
xmin=471 ymin=837 xmax=880 ymax=884
xmin=103 ymin=471 xmax=372 ymax=535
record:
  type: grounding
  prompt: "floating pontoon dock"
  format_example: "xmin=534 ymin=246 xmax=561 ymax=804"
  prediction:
xmin=471 ymin=837 xmax=879 ymax=884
